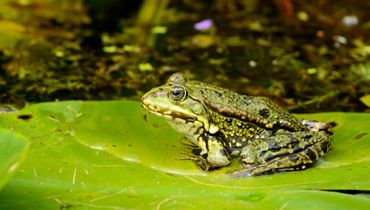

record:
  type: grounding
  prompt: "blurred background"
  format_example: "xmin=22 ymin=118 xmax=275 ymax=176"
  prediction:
xmin=0 ymin=0 xmax=369 ymax=112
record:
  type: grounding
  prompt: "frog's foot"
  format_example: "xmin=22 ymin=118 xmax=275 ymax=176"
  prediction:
xmin=177 ymin=143 xmax=206 ymax=170
xmin=180 ymin=139 xmax=203 ymax=157
xmin=228 ymin=154 xmax=312 ymax=177
xmin=234 ymin=130 xmax=331 ymax=177
xmin=177 ymin=142 xmax=215 ymax=171
xmin=299 ymin=119 xmax=335 ymax=134
xmin=177 ymin=153 xmax=219 ymax=171
xmin=179 ymin=136 xmax=231 ymax=171
xmin=191 ymin=155 xmax=215 ymax=171
xmin=180 ymin=150 xmax=230 ymax=171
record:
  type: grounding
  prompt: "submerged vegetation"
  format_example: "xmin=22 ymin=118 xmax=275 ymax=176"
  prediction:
xmin=0 ymin=0 xmax=369 ymax=112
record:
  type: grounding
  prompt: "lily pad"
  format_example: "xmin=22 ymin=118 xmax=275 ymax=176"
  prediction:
xmin=0 ymin=128 xmax=29 ymax=189
xmin=0 ymin=100 xmax=369 ymax=209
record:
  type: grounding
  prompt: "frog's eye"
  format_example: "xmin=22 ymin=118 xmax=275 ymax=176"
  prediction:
xmin=169 ymin=85 xmax=187 ymax=102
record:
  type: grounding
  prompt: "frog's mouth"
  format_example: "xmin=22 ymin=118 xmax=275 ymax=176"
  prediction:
xmin=141 ymin=103 xmax=197 ymax=122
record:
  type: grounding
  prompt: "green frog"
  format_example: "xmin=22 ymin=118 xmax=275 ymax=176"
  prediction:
xmin=141 ymin=73 xmax=332 ymax=177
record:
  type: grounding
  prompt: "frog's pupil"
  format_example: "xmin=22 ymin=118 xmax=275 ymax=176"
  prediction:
xmin=172 ymin=89 xmax=181 ymax=96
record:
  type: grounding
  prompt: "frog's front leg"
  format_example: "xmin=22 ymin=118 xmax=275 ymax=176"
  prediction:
xmin=229 ymin=130 xmax=331 ymax=177
xmin=192 ymin=133 xmax=231 ymax=171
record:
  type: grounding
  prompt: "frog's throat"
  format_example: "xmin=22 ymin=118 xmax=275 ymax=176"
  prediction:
xmin=142 ymin=103 xmax=211 ymax=132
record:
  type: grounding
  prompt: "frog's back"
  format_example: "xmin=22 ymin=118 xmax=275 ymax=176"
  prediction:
xmin=186 ymin=80 xmax=304 ymax=131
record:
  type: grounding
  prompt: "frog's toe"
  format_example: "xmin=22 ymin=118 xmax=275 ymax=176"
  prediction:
xmin=194 ymin=158 xmax=211 ymax=171
xmin=227 ymin=168 xmax=254 ymax=178
xmin=300 ymin=119 xmax=335 ymax=134
xmin=183 ymin=155 xmax=213 ymax=171
xmin=227 ymin=166 xmax=275 ymax=177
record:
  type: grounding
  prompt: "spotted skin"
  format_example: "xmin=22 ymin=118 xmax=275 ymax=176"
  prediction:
xmin=141 ymin=73 xmax=333 ymax=177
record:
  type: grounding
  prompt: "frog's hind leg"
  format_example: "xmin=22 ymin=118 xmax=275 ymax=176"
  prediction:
xmin=229 ymin=151 xmax=316 ymax=177
xmin=229 ymin=131 xmax=331 ymax=177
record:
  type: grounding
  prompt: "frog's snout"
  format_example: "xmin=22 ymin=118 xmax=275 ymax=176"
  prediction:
xmin=141 ymin=88 xmax=169 ymax=112
xmin=141 ymin=90 xmax=156 ymax=107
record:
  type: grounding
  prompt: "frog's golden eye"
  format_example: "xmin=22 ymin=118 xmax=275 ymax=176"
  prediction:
xmin=169 ymin=85 xmax=187 ymax=102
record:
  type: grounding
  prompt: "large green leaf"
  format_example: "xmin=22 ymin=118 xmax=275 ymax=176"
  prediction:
xmin=0 ymin=128 xmax=29 ymax=189
xmin=0 ymin=100 xmax=369 ymax=209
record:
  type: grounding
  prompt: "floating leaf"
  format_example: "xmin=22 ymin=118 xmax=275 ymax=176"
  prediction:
xmin=0 ymin=128 xmax=29 ymax=189
xmin=0 ymin=100 xmax=369 ymax=209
